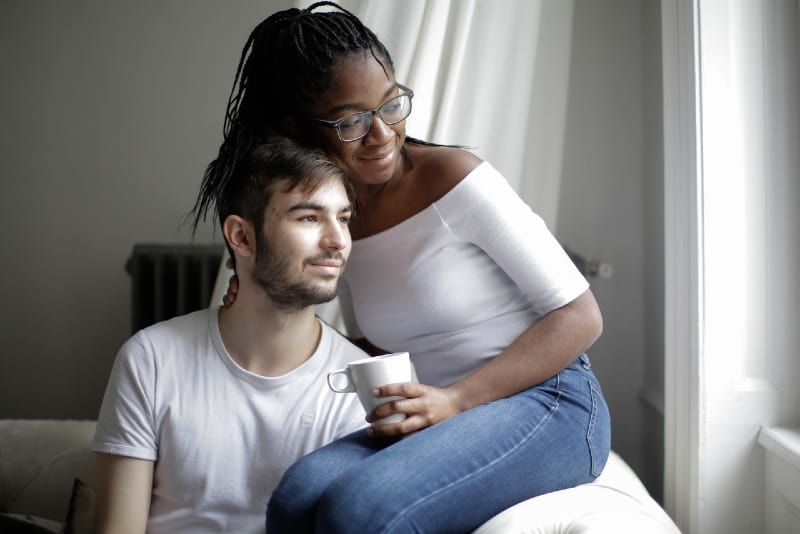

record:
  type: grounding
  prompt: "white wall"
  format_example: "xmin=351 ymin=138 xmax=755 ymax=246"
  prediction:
xmin=0 ymin=0 xmax=665 ymax=502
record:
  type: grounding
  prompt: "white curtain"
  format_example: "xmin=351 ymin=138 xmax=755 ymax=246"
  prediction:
xmin=663 ymin=0 xmax=800 ymax=531
xmin=336 ymin=0 xmax=574 ymax=230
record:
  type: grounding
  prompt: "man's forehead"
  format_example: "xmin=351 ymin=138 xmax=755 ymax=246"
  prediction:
xmin=271 ymin=176 xmax=350 ymax=208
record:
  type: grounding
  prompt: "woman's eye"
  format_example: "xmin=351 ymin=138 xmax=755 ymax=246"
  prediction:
xmin=339 ymin=113 xmax=367 ymax=129
xmin=383 ymin=102 xmax=401 ymax=114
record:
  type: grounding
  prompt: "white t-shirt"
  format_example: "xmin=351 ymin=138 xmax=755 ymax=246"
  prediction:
xmin=339 ymin=161 xmax=589 ymax=387
xmin=92 ymin=307 xmax=367 ymax=534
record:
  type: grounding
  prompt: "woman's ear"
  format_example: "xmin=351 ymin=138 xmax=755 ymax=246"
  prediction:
xmin=222 ymin=215 xmax=256 ymax=261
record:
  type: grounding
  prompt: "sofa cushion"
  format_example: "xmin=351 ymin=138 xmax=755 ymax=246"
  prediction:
xmin=473 ymin=450 xmax=680 ymax=533
xmin=62 ymin=479 xmax=95 ymax=534
xmin=0 ymin=420 xmax=96 ymax=523
xmin=0 ymin=513 xmax=61 ymax=533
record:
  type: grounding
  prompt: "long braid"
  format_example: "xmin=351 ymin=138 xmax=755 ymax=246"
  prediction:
xmin=189 ymin=2 xmax=395 ymax=234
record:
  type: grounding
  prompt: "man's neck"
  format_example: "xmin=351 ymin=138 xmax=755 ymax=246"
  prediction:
xmin=217 ymin=291 xmax=322 ymax=377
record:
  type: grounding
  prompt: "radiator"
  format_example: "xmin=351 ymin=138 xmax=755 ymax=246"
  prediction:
xmin=125 ymin=243 xmax=224 ymax=334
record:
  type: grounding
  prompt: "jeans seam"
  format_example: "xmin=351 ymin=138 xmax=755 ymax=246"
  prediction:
xmin=381 ymin=374 xmax=564 ymax=534
xmin=586 ymin=379 xmax=601 ymax=477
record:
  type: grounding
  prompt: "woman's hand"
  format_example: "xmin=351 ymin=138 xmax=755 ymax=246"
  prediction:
xmin=366 ymin=382 xmax=465 ymax=437
xmin=222 ymin=256 xmax=239 ymax=308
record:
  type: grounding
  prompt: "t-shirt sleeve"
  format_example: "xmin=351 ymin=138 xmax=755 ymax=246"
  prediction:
xmin=91 ymin=333 xmax=158 ymax=461
xmin=436 ymin=163 xmax=589 ymax=316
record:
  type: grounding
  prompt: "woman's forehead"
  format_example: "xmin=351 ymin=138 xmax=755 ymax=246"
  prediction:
xmin=308 ymin=53 xmax=396 ymax=114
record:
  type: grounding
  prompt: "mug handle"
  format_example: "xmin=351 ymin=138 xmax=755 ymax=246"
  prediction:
xmin=327 ymin=368 xmax=355 ymax=393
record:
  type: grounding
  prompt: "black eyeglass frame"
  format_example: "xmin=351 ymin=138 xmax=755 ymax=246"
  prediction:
xmin=306 ymin=84 xmax=414 ymax=142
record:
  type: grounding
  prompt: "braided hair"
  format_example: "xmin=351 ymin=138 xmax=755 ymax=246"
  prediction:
xmin=190 ymin=2 xmax=394 ymax=234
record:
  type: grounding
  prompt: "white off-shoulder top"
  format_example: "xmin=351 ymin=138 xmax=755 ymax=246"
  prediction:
xmin=338 ymin=161 xmax=588 ymax=387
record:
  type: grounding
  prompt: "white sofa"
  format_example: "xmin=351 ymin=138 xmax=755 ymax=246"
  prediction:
xmin=0 ymin=255 xmax=682 ymax=532
xmin=1 ymin=418 xmax=679 ymax=533
xmin=0 ymin=419 xmax=96 ymax=533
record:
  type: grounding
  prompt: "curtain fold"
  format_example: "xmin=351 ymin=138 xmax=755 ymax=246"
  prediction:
xmin=333 ymin=0 xmax=574 ymax=231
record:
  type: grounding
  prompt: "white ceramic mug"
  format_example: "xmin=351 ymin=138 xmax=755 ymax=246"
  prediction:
xmin=327 ymin=352 xmax=413 ymax=425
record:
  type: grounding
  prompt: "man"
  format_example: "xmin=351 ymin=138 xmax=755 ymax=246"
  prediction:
xmin=91 ymin=137 xmax=368 ymax=534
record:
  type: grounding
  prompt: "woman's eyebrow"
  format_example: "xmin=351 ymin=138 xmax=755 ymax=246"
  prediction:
xmin=324 ymin=84 xmax=398 ymax=115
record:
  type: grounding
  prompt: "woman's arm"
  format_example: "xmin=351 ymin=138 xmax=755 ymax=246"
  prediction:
xmin=95 ymin=453 xmax=154 ymax=534
xmin=368 ymin=288 xmax=601 ymax=436
xmin=450 ymin=288 xmax=601 ymax=409
xmin=368 ymin=158 xmax=601 ymax=437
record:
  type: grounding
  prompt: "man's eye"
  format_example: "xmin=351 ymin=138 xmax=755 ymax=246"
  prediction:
xmin=339 ymin=215 xmax=352 ymax=225
xmin=299 ymin=215 xmax=317 ymax=222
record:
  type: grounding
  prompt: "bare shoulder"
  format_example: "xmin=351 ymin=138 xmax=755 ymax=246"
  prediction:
xmin=406 ymin=142 xmax=482 ymax=200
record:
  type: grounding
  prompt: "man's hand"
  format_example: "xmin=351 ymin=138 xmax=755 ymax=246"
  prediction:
xmin=222 ymin=256 xmax=239 ymax=308
xmin=366 ymin=382 xmax=465 ymax=437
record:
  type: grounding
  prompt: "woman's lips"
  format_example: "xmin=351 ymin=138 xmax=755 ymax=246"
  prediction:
xmin=359 ymin=146 xmax=394 ymax=162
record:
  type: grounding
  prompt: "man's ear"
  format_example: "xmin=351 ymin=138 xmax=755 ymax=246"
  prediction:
xmin=222 ymin=215 xmax=256 ymax=260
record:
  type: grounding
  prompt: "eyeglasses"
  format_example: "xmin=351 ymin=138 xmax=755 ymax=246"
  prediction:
xmin=307 ymin=84 xmax=414 ymax=142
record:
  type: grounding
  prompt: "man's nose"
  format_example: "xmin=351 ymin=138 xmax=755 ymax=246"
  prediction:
xmin=321 ymin=220 xmax=348 ymax=250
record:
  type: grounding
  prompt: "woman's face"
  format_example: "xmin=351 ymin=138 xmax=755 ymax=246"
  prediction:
xmin=301 ymin=53 xmax=407 ymax=187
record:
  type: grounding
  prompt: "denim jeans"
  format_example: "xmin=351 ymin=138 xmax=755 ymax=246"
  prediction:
xmin=267 ymin=354 xmax=610 ymax=534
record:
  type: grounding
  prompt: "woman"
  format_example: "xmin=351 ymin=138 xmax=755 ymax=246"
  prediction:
xmin=192 ymin=2 xmax=611 ymax=532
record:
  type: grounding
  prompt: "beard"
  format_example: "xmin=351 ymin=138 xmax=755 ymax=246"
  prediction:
xmin=252 ymin=234 xmax=344 ymax=312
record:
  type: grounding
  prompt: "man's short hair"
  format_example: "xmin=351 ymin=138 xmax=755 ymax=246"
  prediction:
xmin=221 ymin=136 xmax=348 ymax=234
xmin=190 ymin=135 xmax=350 ymax=239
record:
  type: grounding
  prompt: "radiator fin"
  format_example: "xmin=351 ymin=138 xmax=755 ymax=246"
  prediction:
xmin=126 ymin=244 xmax=224 ymax=334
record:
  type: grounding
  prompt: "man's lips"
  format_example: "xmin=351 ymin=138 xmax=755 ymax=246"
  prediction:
xmin=309 ymin=259 xmax=343 ymax=268
xmin=305 ymin=253 xmax=346 ymax=270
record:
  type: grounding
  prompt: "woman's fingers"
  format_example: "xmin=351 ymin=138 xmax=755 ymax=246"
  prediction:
xmin=366 ymin=383 xmax=462 ymax=437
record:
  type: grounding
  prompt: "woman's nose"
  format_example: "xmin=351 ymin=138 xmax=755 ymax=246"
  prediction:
xmin=363 ymin=114 xmax=394 ymax=143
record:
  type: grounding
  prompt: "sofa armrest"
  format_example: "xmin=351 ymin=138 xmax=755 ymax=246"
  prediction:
xmin=0 ymin=419 xmax=97 ymax=522
xmin=473 ymin=450 xmax=681 ymax=533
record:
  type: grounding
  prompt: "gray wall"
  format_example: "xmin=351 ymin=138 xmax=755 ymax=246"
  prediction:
xmin=0 ymin=0 xmax=293 ymax=418
xmin=0 ymin=0 xmax=665 ymax=499
xmin=557 ymin=0 xmax=664 ymax=497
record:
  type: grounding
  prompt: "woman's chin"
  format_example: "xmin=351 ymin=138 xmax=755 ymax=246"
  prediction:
xmin=355 ymin=154 xmax=401 ymax=184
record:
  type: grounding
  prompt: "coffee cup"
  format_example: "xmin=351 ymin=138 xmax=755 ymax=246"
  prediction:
xmin=327 ymin=352 xmax=414 ymax=425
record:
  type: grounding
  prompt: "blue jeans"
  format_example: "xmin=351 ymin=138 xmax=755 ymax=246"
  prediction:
xmin=267 ymin=354 xmax=610 ymax=534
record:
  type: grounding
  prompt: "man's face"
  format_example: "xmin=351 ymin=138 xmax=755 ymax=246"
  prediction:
xmin=252 ymin=176 xmax=352 ymax=311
